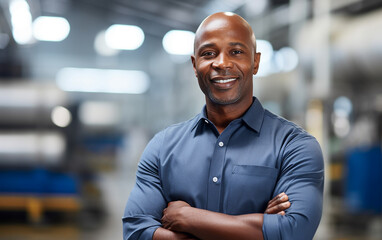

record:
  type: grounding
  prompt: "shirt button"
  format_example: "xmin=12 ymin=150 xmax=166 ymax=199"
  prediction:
xmin=204 ymin=119 xmax=209 ymax=124
xmin=218 ymin=141 xmax=224 ymax=147
xmin=212 ymin=177 xmax=218 ymax=183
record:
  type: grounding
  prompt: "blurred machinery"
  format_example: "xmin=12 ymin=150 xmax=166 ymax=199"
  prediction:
xmin=0 ymin=82 xmax=113 ymax=228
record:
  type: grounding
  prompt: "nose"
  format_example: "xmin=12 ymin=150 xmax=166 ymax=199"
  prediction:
xmin=212 ymin=53 xmax=233 ymax=69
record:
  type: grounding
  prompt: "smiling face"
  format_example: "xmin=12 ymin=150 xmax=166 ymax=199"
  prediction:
xmin=192 ymin=12 xmax=261 ymax=107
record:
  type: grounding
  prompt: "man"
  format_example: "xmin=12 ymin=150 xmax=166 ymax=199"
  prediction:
xmin=123 ymin=12 xmax=324 ymax=240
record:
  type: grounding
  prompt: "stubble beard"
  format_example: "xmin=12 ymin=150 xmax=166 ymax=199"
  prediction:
xmin=205 ymin=85 xmax=242 ymax=105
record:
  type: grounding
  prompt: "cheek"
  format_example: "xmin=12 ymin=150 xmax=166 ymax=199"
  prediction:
xmin=196 ymin=63 xmax=211 ymax=78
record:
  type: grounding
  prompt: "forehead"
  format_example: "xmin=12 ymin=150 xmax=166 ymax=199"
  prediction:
xmin=194 ymin=17 xmax=253 ymax=50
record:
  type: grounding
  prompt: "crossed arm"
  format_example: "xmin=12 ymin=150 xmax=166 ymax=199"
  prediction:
xmin=123 ymin=132 xmax=324 ymax=240
xmin=154 ymin=193 xmax=291 ymax=240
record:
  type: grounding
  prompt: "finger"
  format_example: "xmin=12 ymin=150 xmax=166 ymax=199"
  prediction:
xmin=267 ymin=193 xmax=289 ymax=208
xmin=161 ymin=218 xmax=171 ymax=229
xmin=277 ymin=211 xmax=285 ymax=216
xmin=265 ymin=201 xmax=291 ymax=214
xmin=267 ymin=192 xmax=286 ymax=206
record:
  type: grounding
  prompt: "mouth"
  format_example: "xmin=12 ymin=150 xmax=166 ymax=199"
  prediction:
xmin=211 ymin=78 xmax=237 ymax=84
xmin=210 ymin=76 xmax=239 ymax=89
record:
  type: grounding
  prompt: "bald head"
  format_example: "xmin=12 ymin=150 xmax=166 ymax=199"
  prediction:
xmin=194 ymin=12 xmax=257 ymax=53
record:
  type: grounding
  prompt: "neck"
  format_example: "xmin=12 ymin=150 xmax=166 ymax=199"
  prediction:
xmin=206 ymin=97 xmax=253 ymax=134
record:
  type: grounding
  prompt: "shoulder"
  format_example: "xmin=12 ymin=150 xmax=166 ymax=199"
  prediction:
xmin=157 ymin=115 xmax=200 ymax=139
xmin=263 ymin=109 xmax=315 ymax=143
xmin=266 ymin=111 xmax=323 ymax=173
xmin=262 ymin=110 xmax=323 ymax=167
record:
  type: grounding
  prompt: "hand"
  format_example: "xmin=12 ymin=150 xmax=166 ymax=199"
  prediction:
xmin=265 ymin=192 xmax=291 ymax=215
xmin=161 ymin=201 xmax=191 ymax=232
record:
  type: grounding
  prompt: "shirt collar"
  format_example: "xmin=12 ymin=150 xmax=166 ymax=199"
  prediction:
xmin=191 ymin=105 xmax=208 ymax=132
xmin=241 ymin=97 xmax=265 ymax=133
xmin=191 ymin=97 xmax=265 ymax=133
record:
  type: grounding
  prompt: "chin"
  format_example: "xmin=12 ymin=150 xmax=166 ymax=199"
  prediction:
xmin=209 ymin=95 xmax=241 ymax=105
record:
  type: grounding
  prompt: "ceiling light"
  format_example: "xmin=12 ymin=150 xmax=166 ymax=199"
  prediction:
xmin=33 ymin=16 xmax=70 ymax=42
xmin=9 ymin=0 xmax=33 ymax=44
xmin=94 ymin=30 xmax=119 ymax=56
xmin=105 ymin=24 xmax=144 ymax=50
xmin=56 ymin=68 xmax=150 ymax=94
xmin=51 ymin=106 xmax=72 ymax=128
xmin=163 ymin=30 xmax=195 ymax=55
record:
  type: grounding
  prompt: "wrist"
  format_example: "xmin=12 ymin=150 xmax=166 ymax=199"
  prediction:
xmin=176 ymin=205 xmax=191 ymax=231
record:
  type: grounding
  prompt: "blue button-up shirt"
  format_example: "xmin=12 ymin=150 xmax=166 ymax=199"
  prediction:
xmin=123 ymin=98 xmax=324 ymax=240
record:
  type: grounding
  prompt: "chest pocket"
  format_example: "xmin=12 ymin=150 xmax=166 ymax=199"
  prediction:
xmin=225 ymin=165 xmax=279 ymax=214
xmin=232 ymin=165 xmax=278 ymax=177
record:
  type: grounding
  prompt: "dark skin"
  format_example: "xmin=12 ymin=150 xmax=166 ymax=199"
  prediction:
xmin=153 ymin=12 xmax=290 ymax=240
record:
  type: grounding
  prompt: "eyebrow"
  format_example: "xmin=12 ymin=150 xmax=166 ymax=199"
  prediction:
xmin=229 ymin=42 xmax=246 ymax=48
xmin=198 ymin=42 xmax=249 ymax=51
xmin=198 ymin=43 xmax=216 ymax=51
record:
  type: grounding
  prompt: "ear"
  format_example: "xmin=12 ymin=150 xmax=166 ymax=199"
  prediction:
xmin=253 ymin=52 xmax=261 ymax=75
xmin=191 ymin=55 xmax=198 ymax=78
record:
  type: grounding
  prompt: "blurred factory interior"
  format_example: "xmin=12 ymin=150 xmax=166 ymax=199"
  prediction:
xmin=0 ymin=0 xmax=382 ymax=239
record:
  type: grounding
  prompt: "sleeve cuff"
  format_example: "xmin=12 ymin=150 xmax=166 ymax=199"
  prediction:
xmin=140 ymin=226 xmax=160 ymax=240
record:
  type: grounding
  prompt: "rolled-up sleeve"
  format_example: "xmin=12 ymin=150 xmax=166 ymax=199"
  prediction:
xmin=263 ymin=135 xmax=324 ymax=240
xmin=122 ymin=131 xmax=166 ymax=240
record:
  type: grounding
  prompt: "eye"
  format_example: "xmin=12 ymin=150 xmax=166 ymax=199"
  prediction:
xmin=201 ymin=51 xmax=215 ymax=57
xmin=232 ymin=49 xmax=243 ymax=55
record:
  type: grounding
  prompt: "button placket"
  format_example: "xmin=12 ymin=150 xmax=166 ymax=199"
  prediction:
xmin=206 ymin=121 xmax=240 ymax=212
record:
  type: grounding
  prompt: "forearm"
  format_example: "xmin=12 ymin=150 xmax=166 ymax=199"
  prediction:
xmin=165 ymin=207 xmax=264 ymax=240
xmin=153 ymin=227 xmax=198 ymax=240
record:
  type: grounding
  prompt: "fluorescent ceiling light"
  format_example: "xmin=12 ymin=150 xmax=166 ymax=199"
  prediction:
xmin=105 ymin=24 xmax=144 ymax=50
xmin=33 ymin=16 xmax=70 ymax=42
xmin=162 ymin=30 xmax=195 ymax=55
xmin=56 ymin=68 xmax=150 ymax=94
xmin=9 ymin=0 xmax=33 ymax=44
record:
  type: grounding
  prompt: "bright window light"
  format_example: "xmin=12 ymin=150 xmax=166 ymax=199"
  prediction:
xmin=33 ymin=16 xmax=70 ymax=42
xmin=56 ymin=68 xmax=150 ymax=94
xmin=105 ymin=24 xmax=144 ymax=50
xmin=162 ymin=30 xmax=195 ymax=55
xmin=9 ymin=0 xmax=33 ymax=44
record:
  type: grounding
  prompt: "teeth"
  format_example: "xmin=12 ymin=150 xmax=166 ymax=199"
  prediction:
xmin=213 ymin=78 xmax=236 ymax=83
